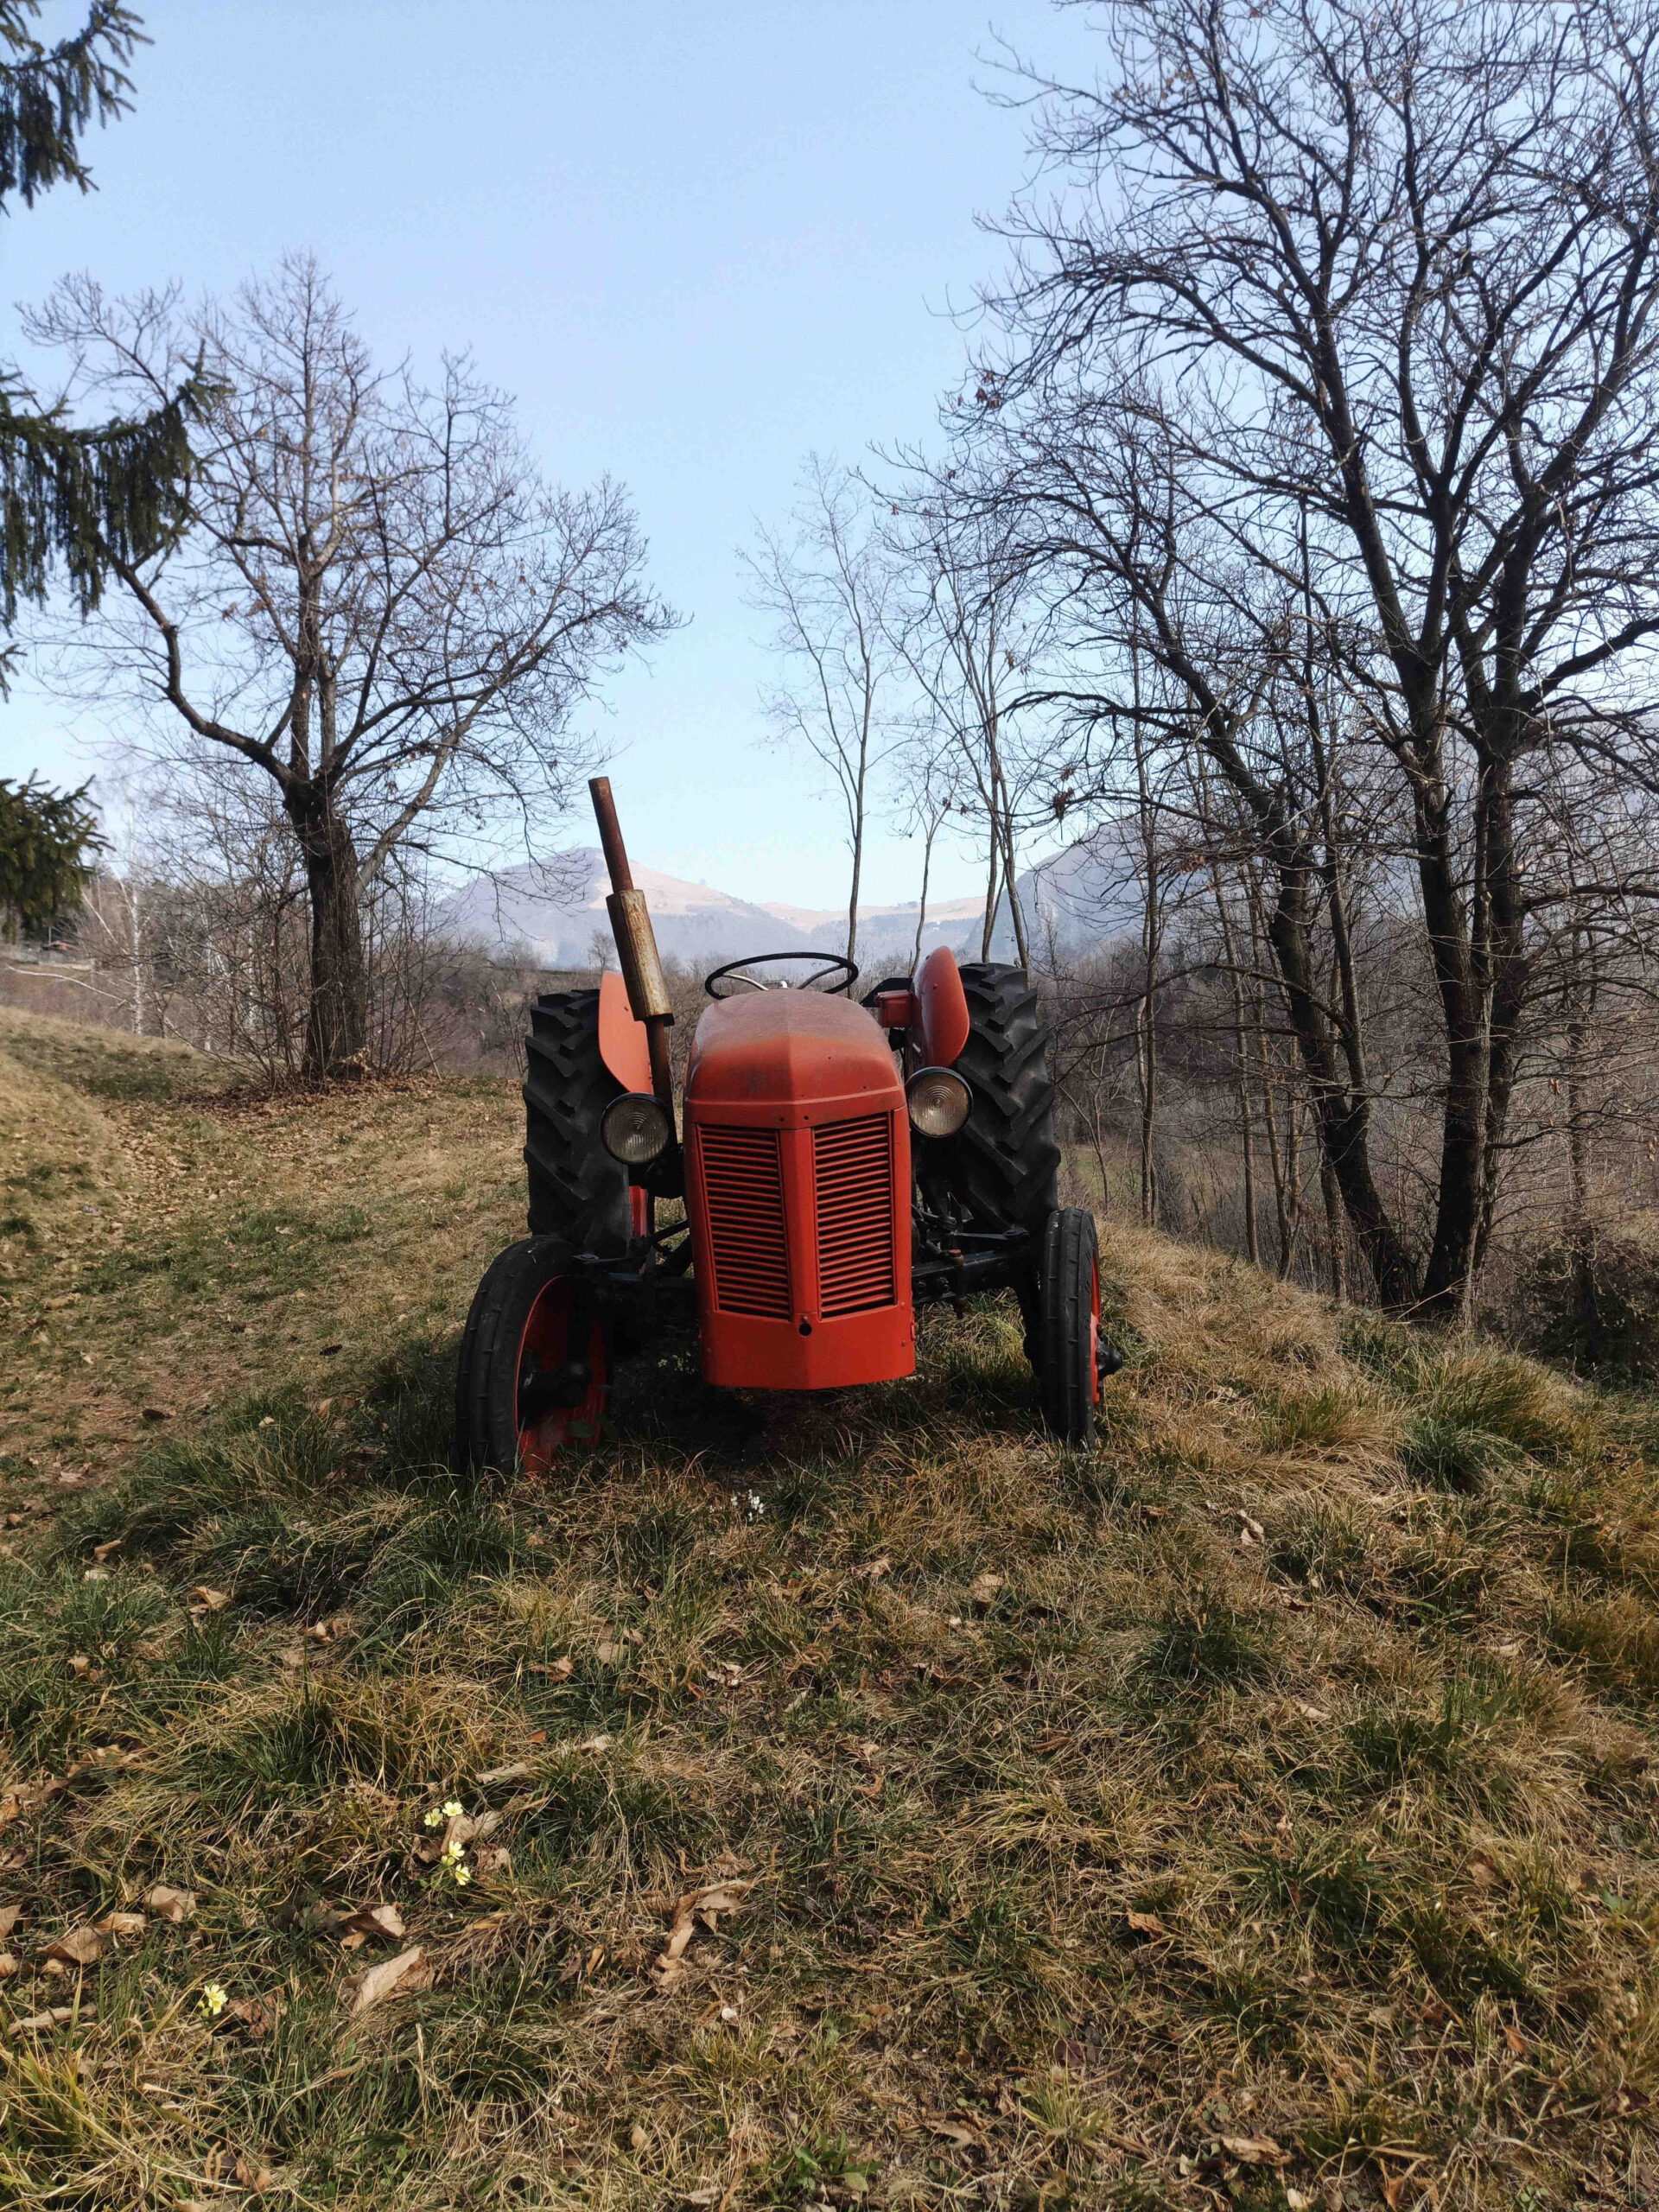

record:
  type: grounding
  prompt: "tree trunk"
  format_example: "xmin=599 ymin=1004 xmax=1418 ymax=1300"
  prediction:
xmin=1321 ymin=1154 xmax=1348 ymax=1303
xmin=1566 ymin=932 xmax=1598 ymax=1351
xmin=1212 ymin=871 xmax=1259 ymax=1266
xmin=295 ymin=798 xmax=367 ymax=1080
xmin=1262 ymin=844 xmax=1416 ymax=1308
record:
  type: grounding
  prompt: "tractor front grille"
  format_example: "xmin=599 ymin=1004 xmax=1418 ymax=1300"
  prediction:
xmin=813 ymin=1114 xmax=896 ymax=1316
xmin=699 ymin=1125 xmax=791 ymax=1318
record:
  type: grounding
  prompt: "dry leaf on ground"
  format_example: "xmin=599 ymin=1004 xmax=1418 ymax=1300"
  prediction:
xmin=477 ymin=1761 xmax=531 ymax=1786
xmin=969 ymin=1572 xmax=1004 ymax=1604
xmin=0 ymin=1905 xmax=19 ymax=1940
xmin=1222 ymin=2134 xmax=1287 ymax=2166
xmin=924 ymin=2118 xmax=984 ymax=2150
xmin=97 ymin=1910 xmax=145 ymax=1937
xmin=342 ymin=1945 xmax=431 ymax=2014
xmin=11 ymin=2008 xmax=73 ymax=2033
xmin=339 ymin=1904 xmax=406 ymax=1943
xmin=45 ymin=1926 xmax=105 ymax=1966
xmin=652 ymin=1881 xmax=753 ymax=1986
xmin=190 ymin=1586 xmax=231 ymax=1611
xmin=1125 ymin=1910 xmax=1169 ymax=1938
xmin=144 ymin=1885 xmax=195 ymax=1923
xmin=226 ymin=1993 xmax=283 ymax=2037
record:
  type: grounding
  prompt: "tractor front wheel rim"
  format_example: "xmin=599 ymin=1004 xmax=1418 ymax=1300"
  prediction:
xmin=515 ymin=1277 xmax=607 ymax=1472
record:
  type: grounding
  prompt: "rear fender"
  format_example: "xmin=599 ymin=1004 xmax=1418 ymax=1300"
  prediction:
xmin=598 ymin=971 xmax=652 ymax=1093
xmin=916 ymin=946 xmax=970 ymax=1068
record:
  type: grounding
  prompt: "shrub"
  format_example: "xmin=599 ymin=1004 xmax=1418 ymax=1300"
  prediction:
xmin=1511 ymin=1224 xmax=1659 ymax=1381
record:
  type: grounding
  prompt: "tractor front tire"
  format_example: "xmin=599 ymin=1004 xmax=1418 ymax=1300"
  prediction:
xmin=937 ymin=963 xmax=1062 ymax=1236
xmin=524 ymin=990 xmax=631 ymax=1253
xmin=1037 ymin=1207 xmax=1100 ymax=1449
xmin=454 ymin=1237 xmax=610 ymax=1478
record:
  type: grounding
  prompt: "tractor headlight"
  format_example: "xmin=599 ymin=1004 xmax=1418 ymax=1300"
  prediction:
xmin=601 ymin=1091 xmax=672 ymax=1166
xmin=906 ymin=1065 xmax=971 ymax=1139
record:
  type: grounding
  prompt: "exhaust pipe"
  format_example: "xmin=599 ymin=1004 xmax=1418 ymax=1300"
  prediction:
xmin=588 ymin=776 xmax=677 ymax=1128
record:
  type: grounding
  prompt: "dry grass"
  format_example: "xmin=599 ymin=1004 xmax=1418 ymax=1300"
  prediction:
xmin=3 ymin=1003 xmax=1659 ymax=2209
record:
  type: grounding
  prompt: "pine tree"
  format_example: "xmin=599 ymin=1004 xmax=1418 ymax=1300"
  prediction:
xmin=0 ymin=4 xmax=194 ymax=645
xmin=0 ymin=773 xmax=100 ymax=940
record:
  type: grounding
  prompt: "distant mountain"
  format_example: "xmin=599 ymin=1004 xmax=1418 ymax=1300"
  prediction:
xmin=439 ymin=830 xmax=1141 ymax=975
xmin=988 ymin=819 xmax=1144 ymax=962
xmin=438 ymin=849 xmax=985 ymax=973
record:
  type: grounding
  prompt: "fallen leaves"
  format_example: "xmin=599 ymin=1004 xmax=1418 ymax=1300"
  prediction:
xmin=140 ymin=1406 xmax=175 ymax=1423
xmin=44 ymin=1925 xmax=105 ymax=1967
xmin=225 ymin=1993 xmax=283 ymax=2038
xmin=336 ymin=1904 xmax=407 ymax=1951
xmin=11 ymin=2007 xmax=73 ymax=2034
xmin=476 ymin=1760 xmax=532 ymax=1787
xmin=1221 ymin=2134 xmax=1287 ymax=2167
xmin=97 ymin=1910 xmax=146 ymax=1938
xmin=342 ymin=1944 xmax=431 ymax=2015
xmin=969 ymin=1571 xmax=1004 ymax=1605
xmin=1124 ymin=1909 xmax=1169 ymax=1939
xmin=144 ymin=1884 xmax=196 ymax=1923
xmin=190 ymin=1586 xmax=232 ymax=1612
xmin=652 ymin=1880 xmax=752 ymax=1988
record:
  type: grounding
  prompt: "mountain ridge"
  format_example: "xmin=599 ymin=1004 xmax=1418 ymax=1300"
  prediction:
xmin=438 ymin=829 xmax=1139 ymax=971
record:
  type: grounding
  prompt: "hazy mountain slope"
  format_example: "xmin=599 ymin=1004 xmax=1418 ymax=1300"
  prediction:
xmin=439 ymin=829 xmax=1141 ymax=973
xmin=440 ymin=849 xmax=989 ymax=970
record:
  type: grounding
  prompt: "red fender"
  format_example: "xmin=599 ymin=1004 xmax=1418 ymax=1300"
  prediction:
xmin=915 ymin=945 xmax=970 ymax=1068
xmin=598 ymin=970 xmax=652 ymax=1093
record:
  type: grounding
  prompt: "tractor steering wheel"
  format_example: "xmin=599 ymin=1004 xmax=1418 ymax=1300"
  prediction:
xmin=704 ymin=950 xmax=860 ymax=999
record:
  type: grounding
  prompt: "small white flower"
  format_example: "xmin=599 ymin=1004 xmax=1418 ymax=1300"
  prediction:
xmin=454 ymin=1865 xmax=472 ymax=1887
xmin=423 ymin=1808 xmax=443 ymax=1829
xmin=442 ymin=1798 xmax=462 ymax=1820
xmin=747 ymin=1491 xmax=766 ymax=1519
xmin=200 ymin=1981 xmax=228 ymax=2018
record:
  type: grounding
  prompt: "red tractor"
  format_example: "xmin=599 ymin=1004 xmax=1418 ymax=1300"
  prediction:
xmin=455 ymin=779 xmax=1121 ymax=1476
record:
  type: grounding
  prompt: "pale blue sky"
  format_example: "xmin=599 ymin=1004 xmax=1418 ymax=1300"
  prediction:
xmin=0 ymin=0 xmax=1098 ymax=908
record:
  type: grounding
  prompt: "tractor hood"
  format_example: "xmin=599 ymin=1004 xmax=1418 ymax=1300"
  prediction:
xmin=686 ymin=990 xmax=900 ymax=1118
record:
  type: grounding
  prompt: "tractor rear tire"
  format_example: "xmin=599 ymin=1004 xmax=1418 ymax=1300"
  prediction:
xmin=936 ymin=963 xmax=1062 ymax=1236
xmin=1037 ymin=1207 xmax=1100 ymax=1449
xmin=454 ymin=1236 xmax=610 ymax=1477
xmin=523 ymin=990 xmax=631 ymax=1254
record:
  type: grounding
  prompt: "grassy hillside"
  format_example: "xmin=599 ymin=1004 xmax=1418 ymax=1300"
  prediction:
xmin=3 ymin=1003 xmax=1658 ymax=2210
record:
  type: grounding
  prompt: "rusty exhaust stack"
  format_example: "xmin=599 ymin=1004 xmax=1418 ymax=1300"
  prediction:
xmin=588 ymin=776 xmax=676 ymax=1126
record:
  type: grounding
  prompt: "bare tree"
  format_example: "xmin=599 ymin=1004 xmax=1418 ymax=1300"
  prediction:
xmin=882 ymin=474 xmax=1056 ymax=966
xmin=745 ymin=458 xmax=896 ymax=969
xmin=31 ymin=254 xmax=672 ymax=1077
xmin=967 ymin=0 xmax=1659 ymax=1314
